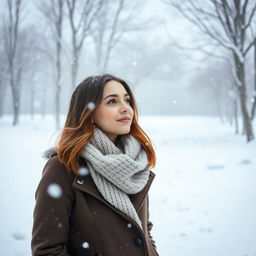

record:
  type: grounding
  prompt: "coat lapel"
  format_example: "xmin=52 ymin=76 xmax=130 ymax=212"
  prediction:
xmin=129 ymin=171 xmax=155 ymax=211
xmin=72 ymin=170 xmax=155 ymax=213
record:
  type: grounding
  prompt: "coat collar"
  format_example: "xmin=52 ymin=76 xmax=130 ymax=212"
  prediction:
xmin=72 ymin=170 xmax=156 ymax=213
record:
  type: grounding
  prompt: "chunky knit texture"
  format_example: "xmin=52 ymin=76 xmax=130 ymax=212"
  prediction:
xmin=80 ymin=126 xmax=150 ymax=229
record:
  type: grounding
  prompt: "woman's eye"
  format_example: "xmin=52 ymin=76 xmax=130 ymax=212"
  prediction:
xmin=125 ymin=98 xmax=131 ymax=104
xmin=107 ymin=98 xmax=130 ymax=104
xmin=107 ymin=99 xmax=116 ymax=104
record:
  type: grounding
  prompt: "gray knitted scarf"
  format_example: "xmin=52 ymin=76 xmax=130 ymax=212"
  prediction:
xmin=80 ymin=126 xmax=150 ymax=229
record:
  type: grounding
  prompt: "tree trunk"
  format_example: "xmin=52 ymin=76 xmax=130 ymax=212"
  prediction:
xmin=9 ymin=60 xmax=21 ymax=125
xmin=250 ymin=40 xmax=256 ymax=121
xmin=0 ymin=81 xmax=6 ymax=118
xmin=55 ymin=44 xmax=61 ymax=129
xmin=54 ymin=0 xmax=63 ymax=130
xmin=71 ymin=47 xmax=78 ymax=90
xmin=11 ymin=79 xmax=20 ymax=126
xmin=55 ymin=81 xmax=60 ymax=129
xmin=234 ymin=99 xmax=239 ymax=134
xmin=234 ymin=55 xmax=254 ymax=141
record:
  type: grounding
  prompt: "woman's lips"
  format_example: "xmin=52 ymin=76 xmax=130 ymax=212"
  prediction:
xmin=117 ymin=119 xmax=130 ymax=123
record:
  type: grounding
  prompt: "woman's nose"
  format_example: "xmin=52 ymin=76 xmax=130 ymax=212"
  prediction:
xmin=120 ymin=101 xmax=129 ymax=112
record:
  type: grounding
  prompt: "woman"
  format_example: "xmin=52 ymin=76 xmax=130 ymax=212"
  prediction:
xmin=31 ymin=74 xmax=159 ymax=256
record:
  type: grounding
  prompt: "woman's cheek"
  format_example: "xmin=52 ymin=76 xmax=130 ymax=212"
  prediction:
xmin=105 ymin=107 xmax=117 ymax=118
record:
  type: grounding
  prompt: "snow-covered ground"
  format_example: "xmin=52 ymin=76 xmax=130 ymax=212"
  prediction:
xmin=0 ymin=115 xmax=255 ymax=256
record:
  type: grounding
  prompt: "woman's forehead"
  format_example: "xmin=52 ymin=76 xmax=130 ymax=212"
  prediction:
xmin=103 ymin=80 xmax=128 ymax=95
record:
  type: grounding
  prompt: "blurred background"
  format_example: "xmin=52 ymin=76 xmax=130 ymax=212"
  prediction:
xmin=0 ymin=0 xmax=256 ymax=255
xmin=1 ymin=0 xmax=255 ymax=135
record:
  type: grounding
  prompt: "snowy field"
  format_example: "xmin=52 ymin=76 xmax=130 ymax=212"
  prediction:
xmin=0 ymin=115 xmax=256 ymax=256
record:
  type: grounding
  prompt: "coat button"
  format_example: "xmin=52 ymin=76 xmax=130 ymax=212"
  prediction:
xmin=134 ymin=237 xmax=143 ymax=247
xmin=77 ymin=179 xmax=83 ymax=185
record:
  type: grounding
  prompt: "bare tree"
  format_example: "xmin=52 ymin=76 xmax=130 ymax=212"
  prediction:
xmin=92 ymin=0 xmax=155 ymax=73
xmin=22 ymin=26 xmax=46 ymax=120
xmin=65 ymin=0 xmax=103 ymax=88
xmin=38 ymin=0 xmax=64 ymax=129
xmin=165 ymin=0 xmax=256 ymax=142
xmin=29 ymin=27 xmax=57 ymax=120
xmin=2 ymin=0 xmax=23 ymax=125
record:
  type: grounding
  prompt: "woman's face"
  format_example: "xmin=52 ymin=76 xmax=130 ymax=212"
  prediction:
xmin=93 ymin=80 xmax=134 ymax=143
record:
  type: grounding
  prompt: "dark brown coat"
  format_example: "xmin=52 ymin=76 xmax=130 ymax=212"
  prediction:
xmin=31 ymin=155 xmax=159 ymax=256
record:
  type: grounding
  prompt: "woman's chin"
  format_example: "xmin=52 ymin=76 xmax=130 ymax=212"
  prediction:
xmin=117 ymin=127 xmax=131 ymax=135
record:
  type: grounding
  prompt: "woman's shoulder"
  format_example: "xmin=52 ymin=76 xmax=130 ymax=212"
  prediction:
xmin=34 ymin=153 xmax=76 ymax=201
xmin=44 ymin=155 xmax=67 ymax=172
xmin=41 ymin=149 xmax=75 ymax=184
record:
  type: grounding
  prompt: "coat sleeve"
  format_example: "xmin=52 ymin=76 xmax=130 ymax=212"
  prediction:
xmin=146 ymin=195 xmax=157 ymax=251
xmin=31 ymin=157 xmax=75 ymax=256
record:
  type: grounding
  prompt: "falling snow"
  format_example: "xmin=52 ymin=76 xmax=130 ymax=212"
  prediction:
xmin=86 ymin=102 xmax=95 ymax=110
xmin=47 ymin=183 xmax=62 ymax=198
xmin=82 ymin=241 xmax=90 ymax=248
xmin=127 ymin=223 xmax=132 ymax=228
xmin=78 ymin=167 xmax=89 ymax=176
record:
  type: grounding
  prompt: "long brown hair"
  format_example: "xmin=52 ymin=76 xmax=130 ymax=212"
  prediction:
xmin=57 ymin=74 xmax=156 ymax=175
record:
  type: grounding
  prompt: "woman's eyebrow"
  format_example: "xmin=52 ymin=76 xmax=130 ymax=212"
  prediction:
xmin=104 ymin=93 xmax=129 ymax=100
